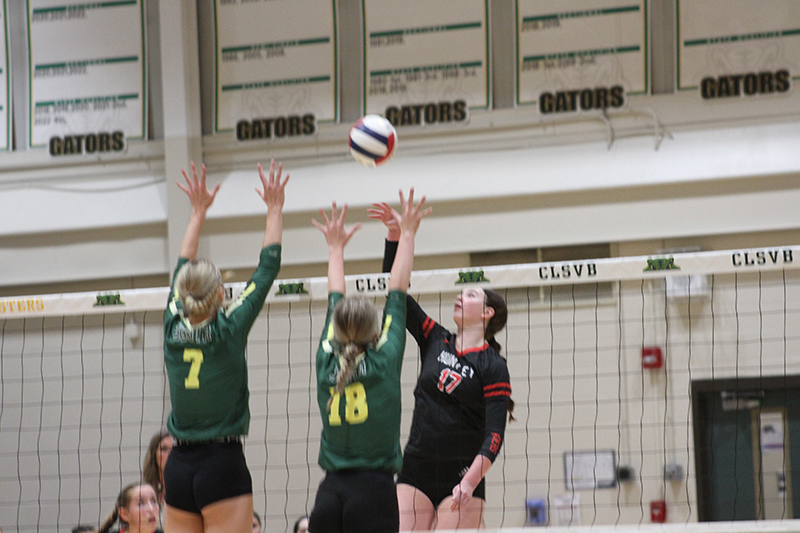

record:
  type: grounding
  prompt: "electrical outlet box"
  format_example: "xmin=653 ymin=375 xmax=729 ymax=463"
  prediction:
xmin=665 ymin=462 xmax=683 ymax=481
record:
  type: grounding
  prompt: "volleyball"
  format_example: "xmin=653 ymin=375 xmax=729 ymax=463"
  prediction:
xmin=348 ymin=115 xmax=397 ymax=167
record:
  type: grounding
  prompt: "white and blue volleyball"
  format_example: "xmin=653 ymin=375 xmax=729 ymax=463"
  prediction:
xmin=349 ymin=115 xmax=397 ymax=168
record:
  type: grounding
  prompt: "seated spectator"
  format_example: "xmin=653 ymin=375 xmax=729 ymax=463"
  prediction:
xmin=98 ymin=483 xmax=161 ymax=533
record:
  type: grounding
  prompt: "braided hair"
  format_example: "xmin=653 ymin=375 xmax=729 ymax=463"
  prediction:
xmin=327 ymin=296 xmax=380 ymax=410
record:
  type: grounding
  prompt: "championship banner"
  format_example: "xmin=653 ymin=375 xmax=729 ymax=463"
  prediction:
xmin=27 ymin=0 xmax=146 ymax=151
xmin=0 ymin=0 xmax=9 ymax=151
xmin=516 ymin=0 xmax=648 ymax=113
xmin=363 ymin=0 xmax=489 ymax=127
xmin=3 ymin=246 xmax=797 ymax=318
xmin=677 ymin=0 xmax=799 ymax=99
xmin=214 ymin=0 xmax=337 ymax=139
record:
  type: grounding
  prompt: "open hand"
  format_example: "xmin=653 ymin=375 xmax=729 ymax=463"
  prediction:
xmin=395 ymin=188 xmax=432 ymax=236
xmin=177 ymin=162 xmax=220 ymax=214
xmin=256 ymin=159 xmax=290 ymax=209
xmin=367 ymin=202 xmax=400 ymax=238
xmin=312 ymin=202 xmax=362 ymax=250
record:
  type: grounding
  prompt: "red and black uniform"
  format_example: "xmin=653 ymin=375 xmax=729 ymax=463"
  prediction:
xmin=384 ymin=241 xmax=511 ymax=505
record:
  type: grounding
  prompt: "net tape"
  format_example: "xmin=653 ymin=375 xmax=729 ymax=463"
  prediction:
xmin=1 ymin=246 xmax=796 ymax=318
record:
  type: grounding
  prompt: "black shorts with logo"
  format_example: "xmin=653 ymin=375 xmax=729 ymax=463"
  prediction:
xmin=163 ymin=440 xmax=252 ymax=513
xmin=309 ymin=470 xmax=398 ymax=533
xmin=397 ymin=453 xmax=486 ymax=507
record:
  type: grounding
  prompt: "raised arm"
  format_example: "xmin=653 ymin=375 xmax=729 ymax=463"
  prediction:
xmin=256 ymin=159 xmax=290 ymax=248
xmin=312 ymin=203 xmax=361 ymax=295
xmin=367 ymin=202 xmax=400 ymax=244
xmin=368 ymin=197 xmax=433 ymax=349
xmin=388 ymin=189 xmax=431 ymax=293
xmin=176 ymin=162 xmax=220 ymax=260
xmin=367 ymin=202 xmax=400 ymax=274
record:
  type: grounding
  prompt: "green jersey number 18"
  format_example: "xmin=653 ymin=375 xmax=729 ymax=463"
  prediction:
xmin=328 ymin=382 xmax=368 ymax=425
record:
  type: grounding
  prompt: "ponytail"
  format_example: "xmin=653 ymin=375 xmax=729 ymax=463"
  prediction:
xmin=483 ymin=290 xmax=514 ymax=420
xmin=487 ymin=336 xmax=501 ymax=353
xmin=97 ymin=508 xmax=119 ymax=533
xmin=98 ymin=483 xmax=138 ymax=533
xmin=327 ymin=341 xmax=363 ymax=410
xmin=327 ymin=296 xmax=379 ymax=411
xmin=483 ymin=290 xmax=507 ymax=353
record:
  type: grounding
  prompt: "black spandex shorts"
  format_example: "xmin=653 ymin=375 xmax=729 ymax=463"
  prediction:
xmin=397 ymin=453 xmax=486 ymax=507
xmin=309 ymin=470 xmax=398 ymax=533
xmin=163 ymin=441 xmax=252 ymax=513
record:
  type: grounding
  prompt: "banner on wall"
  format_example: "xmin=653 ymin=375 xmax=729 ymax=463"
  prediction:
xmin=516 ymin=0 xmax=648 ymax=114
xmin=1 ymin=0 xmax=10 ymax=151
xmin=214 ymin=0 xmax=337 ymax=140
xmin=363 ymin=0 xmax=489 ymax=127
xmin=27 ymin=0 xmax=146 ymax=152
xmin=677 ymin=0 xmax=799 ymax=100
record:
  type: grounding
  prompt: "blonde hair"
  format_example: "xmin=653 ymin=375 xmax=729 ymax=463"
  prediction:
xmin=175 ymin=259 xmax=223 ymax=317
xmin=328 ymin=296 xmax=380 ymax=409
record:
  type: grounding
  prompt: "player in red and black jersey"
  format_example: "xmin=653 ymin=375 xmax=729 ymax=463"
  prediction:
xmin=370 ymin=203 xmax=513 ymax=530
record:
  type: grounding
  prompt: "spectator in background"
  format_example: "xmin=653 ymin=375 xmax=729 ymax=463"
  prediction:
xmin=142 ymin=430 xmax=173 ymax=506
xmin=98 ymin=483 xmax=161 ymax=533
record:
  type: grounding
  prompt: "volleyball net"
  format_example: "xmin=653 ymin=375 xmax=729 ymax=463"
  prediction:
xmin=2 ymin=246 xmax=800 ymax=533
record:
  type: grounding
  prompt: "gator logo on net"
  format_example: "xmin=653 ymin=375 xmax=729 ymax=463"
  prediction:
xmin=643 ymin=258 xmax=680 ymax=272
xmin=94 ymin=293 xmax=125 ymax=306
xmin=276 ymin=282 xmax=309 ymax=296
xmin=456 ymin=271 xmax=490 ymax=284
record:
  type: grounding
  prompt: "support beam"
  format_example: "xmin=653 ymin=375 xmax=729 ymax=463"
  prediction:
xmin=158 ymin=0 xmax=204 ymax=269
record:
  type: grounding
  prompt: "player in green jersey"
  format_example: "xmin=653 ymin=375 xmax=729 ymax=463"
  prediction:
xmin=308 ymin=190 xmax=430 ymax=533
xmin=162 ymin=160 xmax=289 ymax=533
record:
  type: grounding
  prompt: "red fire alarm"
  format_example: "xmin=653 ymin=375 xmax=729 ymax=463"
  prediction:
xmin=642 ymin=347 xmax=663 ymax=369
xmin=650 ymin=500 xmax=666 ymax=523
